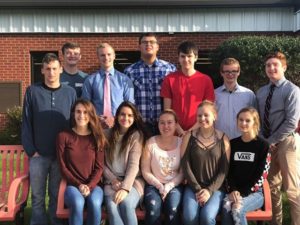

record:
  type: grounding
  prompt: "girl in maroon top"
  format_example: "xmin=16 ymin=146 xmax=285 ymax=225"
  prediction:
xmin=56 ymin=99 xmax=106 ymax=225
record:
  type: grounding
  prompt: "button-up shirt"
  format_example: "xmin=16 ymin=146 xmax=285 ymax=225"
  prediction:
xmin=124 ymin=58 xmax=176 ymax=123
xmin=256 ymin=77 xmax=300 ymax=144
xmin=215 ymin=84 xmax=256 ymax=139
xmin=82 ymin=68 xmax=134 ymax=115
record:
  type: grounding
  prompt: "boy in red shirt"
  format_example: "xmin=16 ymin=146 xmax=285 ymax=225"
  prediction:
xmin=161 ymin=41 xmax=215 ymax=135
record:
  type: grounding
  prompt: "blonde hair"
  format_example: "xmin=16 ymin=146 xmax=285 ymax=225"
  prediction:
xmin=220 ymin=57 xmax=240 ymax=71
xmin=96 ymin=43 xmax=115 ymax=54
xmin=198 ymin=100 xmax=217 ymax=118
xmin=159 ymin=109 xmax=178 ymax=123
xmin=236 ymin=107 xmax=260 ymax=137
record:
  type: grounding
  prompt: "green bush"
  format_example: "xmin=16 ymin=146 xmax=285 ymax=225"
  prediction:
xmin=0 ymin=106 xmax=22 ymax=144
xmin=212 ymin=35 xmax=300 ymax=91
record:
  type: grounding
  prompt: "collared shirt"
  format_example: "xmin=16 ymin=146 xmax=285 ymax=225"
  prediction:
xmin=256 ymin=77 xmax=300 ymax=144
xmin=215 ymin=84 xmax=256 ymax=140
xmin=124 ymin=58 xmax=176 ymax=123
xmin=81 ymin=68 xmax=135 ymax=115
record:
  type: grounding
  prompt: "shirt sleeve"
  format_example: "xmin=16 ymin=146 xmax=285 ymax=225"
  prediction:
xmin=160 ymin=75 xmax=173 ymax=99
xmin=269 ymin=86 xmax=300 ymax=144
xmin=21 ymin=87 xmax=36 ymax=157
xmin=81 ymin=76 xmax=93 ymax=100
xmin=56 ymin=132 xmax=82 ymax=187
xmin=204 ymin=76 xmax=215 ymax=102
xmin=87 ymin=148 xmax=105 ymax=190
xmin=123 ymin=76 xmax=135 ymax=104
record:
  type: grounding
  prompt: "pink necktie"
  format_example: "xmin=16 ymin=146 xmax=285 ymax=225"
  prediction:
xmin=103 ymin=72 xmax=112 ymax=116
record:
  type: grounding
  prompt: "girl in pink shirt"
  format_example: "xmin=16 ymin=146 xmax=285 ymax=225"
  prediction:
xmin=142 ymin=109 xmax=183 ymax=225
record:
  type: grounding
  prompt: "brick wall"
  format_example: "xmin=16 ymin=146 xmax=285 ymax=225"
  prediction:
xmin=0 ymin=31 xmax=296 ymax=130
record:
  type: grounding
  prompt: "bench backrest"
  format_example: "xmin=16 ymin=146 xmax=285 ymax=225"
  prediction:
xmin=0 ymin=145 xmax=28 ymax=202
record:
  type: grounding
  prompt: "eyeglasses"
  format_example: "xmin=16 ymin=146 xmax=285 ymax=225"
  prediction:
xmin=141 ymin=40 xmax=157 ymax=45
xmin=222 ymin=70 xmax=239 ymax=75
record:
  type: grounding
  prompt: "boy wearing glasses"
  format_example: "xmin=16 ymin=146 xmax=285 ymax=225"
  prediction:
xmin=60 ymin=42 xmax=88 ymax=97
xmin=124 ymin=33 xmax=176 ymax=136
xmin=215 ymin=58 xmax=256 ymax=139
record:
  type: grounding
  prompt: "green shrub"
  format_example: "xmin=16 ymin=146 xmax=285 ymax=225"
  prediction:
xmin=212 ymin=35 xmax=300 ymax=91
xmin=0 ymin=106 xmax=22 ymax=144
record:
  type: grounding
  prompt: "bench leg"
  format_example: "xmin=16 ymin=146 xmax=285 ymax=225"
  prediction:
xmin=256 ymin=221 xmax=265 ymax=225
xmin=15 ymin=209 xmax=25 ymax=225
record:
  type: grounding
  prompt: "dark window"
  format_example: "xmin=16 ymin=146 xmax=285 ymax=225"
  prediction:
xmin=114 ymin=51 xmax=140 ymax=72
xmin=195 ymin=50 xmax=221 ymax=88
xmin=0 ymin=82 xmax=21 ymax=113
xmin=30 ymin=51 xmax=59 ymax=84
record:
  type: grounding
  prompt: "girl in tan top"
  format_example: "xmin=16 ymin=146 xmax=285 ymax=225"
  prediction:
xmin=104 ymin=101 xmax=147 ymax=225
xmin=142 ymin=109 xmax=183 ymax=225
xmin=181 ymin=100 xmax=230 ymax=225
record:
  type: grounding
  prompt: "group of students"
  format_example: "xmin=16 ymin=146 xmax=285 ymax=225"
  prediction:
xmin=21 ymin=32 xmax=300 ymax=225
xmin=56 ymin=98 xmax=270 ymax=225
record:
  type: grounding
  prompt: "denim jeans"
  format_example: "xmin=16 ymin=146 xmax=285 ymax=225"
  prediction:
xmin=104 ymin=187 xmax=140 ymax=225
xmin=64 ymin=185 xmax=103 ymax=225
xmin=221 ymin=190 xmax=264 ymax=225
xmin=144 ymin=185 xmax=183 ymax=225
xmin=29 ymin=156 xmax=62 ymax=225
xmin=182 ymin=186 xmax=224 ymax=225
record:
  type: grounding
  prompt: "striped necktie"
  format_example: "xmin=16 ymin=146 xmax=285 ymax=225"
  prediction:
xmin=263 ymin=84 xmax=275 ymax=138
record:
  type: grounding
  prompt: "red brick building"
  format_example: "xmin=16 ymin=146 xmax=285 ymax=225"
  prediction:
xmin=0 ymin=0 xmax=299 ymax=130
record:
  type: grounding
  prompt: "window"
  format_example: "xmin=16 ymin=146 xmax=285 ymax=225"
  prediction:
xmin=0 ymin=82 xmax=21 ymax=112
xmin=114 ymin=51 xmax=140 ymax=72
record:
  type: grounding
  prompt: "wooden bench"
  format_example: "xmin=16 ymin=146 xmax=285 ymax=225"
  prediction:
xmin=0 ymin=145 xmax=29 ymax=225
xmin=57 ymin=178 xmax=272 ymax=224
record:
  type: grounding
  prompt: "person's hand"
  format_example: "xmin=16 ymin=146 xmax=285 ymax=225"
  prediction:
xmin=112 ymin=179 xmax=121 ymax=191
xmin=270 ymin=143 xmax=277 ymax=152
xmin=196 ymin=189 xmax=211 ymax=206
xmin=79 ymin=184 xmax=90 ymax=197
xmin=114 ymin=189 xmax=129 ymax=204
xmin=228 ymin=191 xmax=240 ymax=203
xmin=99 ymin=115 xmax=115 ymax=129
xmin=32 ymin=152 xmax=40 ymax=157
xmin=176 ymin=125 xmax=186 ymax=137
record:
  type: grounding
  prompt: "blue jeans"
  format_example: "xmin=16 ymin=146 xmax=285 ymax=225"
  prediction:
xmin=104 ymin=187 xmax=140 ymax=225
xmin=221 ymin=190 xmax=264 ymax=225
xmin=64 ymin=185 xmax=103 ymax=225
xmin=29 ymin=156 xmax=62 ymax=225
xmin=144 ymin=185 xmax=183 ymax=225
xmin=182 ymin=186 xmax=224 ymax=225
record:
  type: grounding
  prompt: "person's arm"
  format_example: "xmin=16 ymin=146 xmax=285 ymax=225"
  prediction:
xmin=86 ymin=148 xmax=105 ymax=190
xmin=121 ymin=132 xmax=143 ymax=192
xmin=206 ymin=133 xmax=231 ymax=194
xmin=181 ymin=132 xmax=202 ymax=192
xmin=123 ymin=75 xmax=135 ymax=104
xmin=56 ymin=132 xmax=82 ymax=187
xmin=204 ymin=77 xmax=215 ymax=102
xmin=21 ymin=87 xmax=36 ymax=157
xmin=239 ymin=142 xmax=271 ymax=195
xmin=81 ymin=76 xmax=92 ymax=100
xmin=141 ymin=142 xmax=164 ymax=190
xmin=269 ymin=86 xmax=300 ymax=144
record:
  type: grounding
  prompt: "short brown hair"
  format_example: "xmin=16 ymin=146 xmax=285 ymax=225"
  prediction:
xmin=265 ymin=51 xmax=287 ymax=67
xmin=61 ymin=42 xmax=80 ymax=54
xmin=220 ymin=58 xmax=240 ymax=71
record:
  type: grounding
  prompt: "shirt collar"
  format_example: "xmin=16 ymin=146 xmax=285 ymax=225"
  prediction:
xmin=220 ymin=83 xmax=240 ymax=93
xmin=141 ymin=58 xmax=159 ymax=67
xmin=270 ymin=76 xmax=286 ymax=87
xmin=100 ymin=67 xmax=115 ymax=76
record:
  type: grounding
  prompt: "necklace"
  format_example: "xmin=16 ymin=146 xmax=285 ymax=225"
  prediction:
xmin=198 ymin=128 xmax=215 ymax=139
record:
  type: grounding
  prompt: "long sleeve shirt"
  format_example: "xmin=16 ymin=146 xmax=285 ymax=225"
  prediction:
xmin=227 ymin=136 xmax=271 ymax=196
xmin=56 ymin=129 xmax=104 ymax=190
xmin=256 ymin=77 xmax=300 ymax=144
xmin=81 ymin=68 xmax=135 ymax=116
xmin=21 ymin=83 xmax=76 ymax=157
